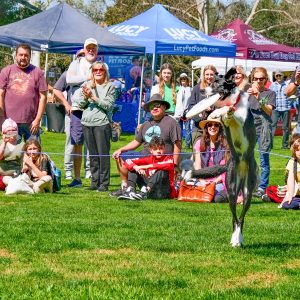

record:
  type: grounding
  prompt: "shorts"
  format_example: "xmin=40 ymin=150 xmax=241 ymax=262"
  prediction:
xmin=70 ymin=110 xmax=84 ymax=145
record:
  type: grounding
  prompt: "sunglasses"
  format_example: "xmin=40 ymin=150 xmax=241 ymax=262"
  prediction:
xmin=253 ymin=77 xmax=266 ymax=82
xmin=149 ymin=103 xmax=162 ymax=110
xmin=275 ymin=74 xmax=282 ymax=77
xmin=92 ymin=68 xmax=105 ymax=73
xmin=207 ymin=122 xmax=220 ymax=128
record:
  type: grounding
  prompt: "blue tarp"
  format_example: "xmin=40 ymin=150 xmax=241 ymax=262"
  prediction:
xmin=109 ymin=4 xmax=236 ymax=57
xmin=0 ymin=3 xmax=145 ymax=55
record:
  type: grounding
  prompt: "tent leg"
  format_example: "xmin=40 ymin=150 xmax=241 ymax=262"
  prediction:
xmin=44 ymin=52 xmax=49 ymax=77
xmin=137 ymin=57 xmax=145 ymax=126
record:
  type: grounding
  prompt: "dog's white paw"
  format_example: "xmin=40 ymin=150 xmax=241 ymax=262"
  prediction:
xmin=183 ymin=170 xmax=192 ymax=181
xmin=230 ymin=225 xmax=243 ymax=247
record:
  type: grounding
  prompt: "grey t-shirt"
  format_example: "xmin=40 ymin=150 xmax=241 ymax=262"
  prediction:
xmin=135 ymin=115 xmax=182 ymax=154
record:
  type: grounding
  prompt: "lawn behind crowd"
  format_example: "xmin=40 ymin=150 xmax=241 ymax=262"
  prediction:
xmin=0 ymin=131 xmax=299 ymax=299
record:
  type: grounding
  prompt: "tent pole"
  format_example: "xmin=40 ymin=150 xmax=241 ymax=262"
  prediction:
xmin=44 ymin=51 xmax=49 ymax=78
xmin=137 ymin=57 xmax=145 ymax=126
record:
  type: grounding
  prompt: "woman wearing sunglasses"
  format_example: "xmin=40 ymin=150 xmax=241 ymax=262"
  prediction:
xmin=247 ymin=67 xmax=276 ymax=198
xmin=76 ymin=61 xmax=115 ymax=191
xmin=193 ymin=116 xmax=230 ymax=203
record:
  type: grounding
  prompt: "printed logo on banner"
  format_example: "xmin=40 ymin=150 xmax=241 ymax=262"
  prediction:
xmin=246 ymin=29 xmax=277 ymax=45
xmin=109 ymin=25 xmax=150 ymax=36
xmin=211 ymin=29 xmax=237 ymax=42
xmin=163 ymin=28 xmax=207 ymax=41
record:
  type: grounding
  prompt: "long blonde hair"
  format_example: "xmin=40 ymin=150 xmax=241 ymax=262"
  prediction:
xmin=250 ymin=67 xmax=269 ymax=83
xmin=158 ymin=63 xmax=177 ymax=105
xmin=90 ymin=61 xmax=110 ymax=88
xmin=200 ymin=65 xmax=217 ymax=89
xmin=22 ymin=139 xmax=47 ymax=169
xmin=235 ymin=65 xmax=249 ymax=91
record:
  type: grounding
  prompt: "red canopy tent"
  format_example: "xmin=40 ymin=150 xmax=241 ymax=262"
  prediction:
xmin=210 ymin=19 xmax=300 ymax=62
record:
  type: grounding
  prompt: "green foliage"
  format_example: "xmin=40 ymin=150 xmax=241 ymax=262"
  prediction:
xmin=0 ymin=132 xmax=296 ymax=298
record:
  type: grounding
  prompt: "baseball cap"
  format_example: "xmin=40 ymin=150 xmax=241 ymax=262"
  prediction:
xmin=179 ymin=73 xmax=188 ymax=78
xmin=84 ymin=38 xmax=98 ymax=49
xmin=275 ymin=70 xmax=283 ymax=76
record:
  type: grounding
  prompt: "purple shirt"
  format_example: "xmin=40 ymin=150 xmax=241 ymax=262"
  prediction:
xmin=0 ymin=64 xmax=48 ymax=124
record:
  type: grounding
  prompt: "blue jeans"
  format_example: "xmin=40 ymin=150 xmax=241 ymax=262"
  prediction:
xmin=178 ymin=119 xmax=192 ymax=148
xmin=257 ymin=136 xmax=270 ymax=191
xmin=17 ymin=123 xmax=40 ymax=143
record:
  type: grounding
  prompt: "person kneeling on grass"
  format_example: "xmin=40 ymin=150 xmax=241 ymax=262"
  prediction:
xmin=118 ymin=136 xmax=177 ymax=200
xmin=21 ymin=139 xmax=53 ymax=193
xmin=0 ymin=118 xmax=24 ymax=189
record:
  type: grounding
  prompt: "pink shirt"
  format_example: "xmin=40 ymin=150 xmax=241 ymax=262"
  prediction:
xmin=0 ymin=64 xmax=48 ymax=124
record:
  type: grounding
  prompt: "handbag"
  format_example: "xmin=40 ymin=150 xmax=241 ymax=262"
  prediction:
xmin=178 ymin=180 xmax=215 ymax=202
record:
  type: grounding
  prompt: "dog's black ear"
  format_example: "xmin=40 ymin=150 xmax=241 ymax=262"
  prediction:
xmin=224 ymin=67 xmax=237 ymax=81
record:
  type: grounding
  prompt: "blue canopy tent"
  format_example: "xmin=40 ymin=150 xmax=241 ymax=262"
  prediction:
xmin=108 ymin=4 xmax=236 ymax=57
xmin=108 ymin=4 xmax=236 ymax=131
xmin=0 ymin=3 xmax=145 ymax=55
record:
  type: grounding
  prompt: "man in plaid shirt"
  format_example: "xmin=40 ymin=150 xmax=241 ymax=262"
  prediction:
xmin=270 ymin=71 xmax=291 ymax=149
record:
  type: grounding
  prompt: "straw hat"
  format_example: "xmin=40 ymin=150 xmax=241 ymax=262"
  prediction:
xmin=199 ymin=115 xmax=222 ymax=129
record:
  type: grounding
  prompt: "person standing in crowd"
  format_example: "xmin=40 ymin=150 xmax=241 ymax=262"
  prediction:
xmin=174 ymin=73 xmax=192 ymax=149
xmin=270 ymin=70 xmax=291 ymax=149
xmin=53 ymin=50 xmax=91 ymax=181
xmin=151 ymin=63 xmax=179 ymax=116
xmin=111 ymin=94 xmax=181 ymax=197
xmin=0 ymin=43 xmax=48 ymax=141
xmin=74 ymin=61 xmax=115 ymax=192
xmin=285 ymin=66 xmax=300 ymax=133
xmin=186 ymin=65 xmax=218 ymax=143
xmin=234 ymin=65 xmax=250 ymax=92
xmin=247 ymin=67 xmax=276 ymax=198
xmin=66 ymin=38 xmax=98 ymax=188
xmin=123 ymin=56 xmax=140 ymax=91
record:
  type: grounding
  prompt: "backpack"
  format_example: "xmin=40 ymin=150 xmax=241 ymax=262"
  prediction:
xmin=46 ymin=156 xmax=61 ymax=192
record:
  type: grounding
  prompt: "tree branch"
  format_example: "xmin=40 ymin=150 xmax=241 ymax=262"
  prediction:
xmin=245 ymin=0 xmax=260 ymax=24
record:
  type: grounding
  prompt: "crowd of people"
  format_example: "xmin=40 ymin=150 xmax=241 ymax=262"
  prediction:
xmin=0 ymin=39 xmax=300 ymax=209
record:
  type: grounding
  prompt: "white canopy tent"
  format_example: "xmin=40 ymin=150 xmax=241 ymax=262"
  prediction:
xmin=191 ymin=57 xmax=299 ymax=85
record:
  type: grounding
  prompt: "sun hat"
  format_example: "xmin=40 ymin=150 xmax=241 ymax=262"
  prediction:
xmin=143 ymin=93 xmax=171 ymax=112
xmin=199 ymin=115 xmax=222 ymax=129
xmin=179 ymin=73 xmax=188 ymax=78
xmin=2 ymin=118 xmax=18 ymax=135
xmin=84 ymin=38 xmax=98 ymax=48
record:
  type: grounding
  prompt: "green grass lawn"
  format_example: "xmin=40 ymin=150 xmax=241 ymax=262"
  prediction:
xmin=0 ymin=131 xmax=299 ymax=299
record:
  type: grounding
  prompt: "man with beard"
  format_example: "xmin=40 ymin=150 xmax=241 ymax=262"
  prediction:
xmin=0 ymin=44 xmax=48 ymax=141
xmin=65 ymin=38 xmax=98 ymax=188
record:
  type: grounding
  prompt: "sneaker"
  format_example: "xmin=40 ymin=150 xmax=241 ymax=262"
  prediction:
xmin=109 ymin=187 xmax=126 ymax=197
xmin=132 ymin=191 xmax=147 ymax=200
xmin=253 ymin=188 xmax=265 ymax=198
xmin=261 ymin=194 xmax=271 ymax=202
xmin=65 ymin=171 xmax=72 ymax=180
xmin=118 ymin=187 xmax=137 ymax=200
xmin=67 ymin=179 xmax=82 ymax=188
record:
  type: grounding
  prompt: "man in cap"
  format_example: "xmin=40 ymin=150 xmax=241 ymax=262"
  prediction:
xmin=65 ymin=38 xmax=98 ymax=187
xmin=110 ymin=93 xmax=182 ymax=197
xmin=0 ymin=43 xmax=48 ymax=141
xmin=270 ymin=70 xmax=291 ymax=149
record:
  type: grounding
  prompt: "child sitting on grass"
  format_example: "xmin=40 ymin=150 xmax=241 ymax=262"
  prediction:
xmin=0 ymin=118 xmax=24 ymax=190
xmin=118 ymin=136 xmax=176 ymax=200
xmin=21 ymin=139 xmax=53 ymax=193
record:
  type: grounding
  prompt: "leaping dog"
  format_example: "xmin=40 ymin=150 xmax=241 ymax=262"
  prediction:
xmin=185 ymin=68 xmax=257 ymax=247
